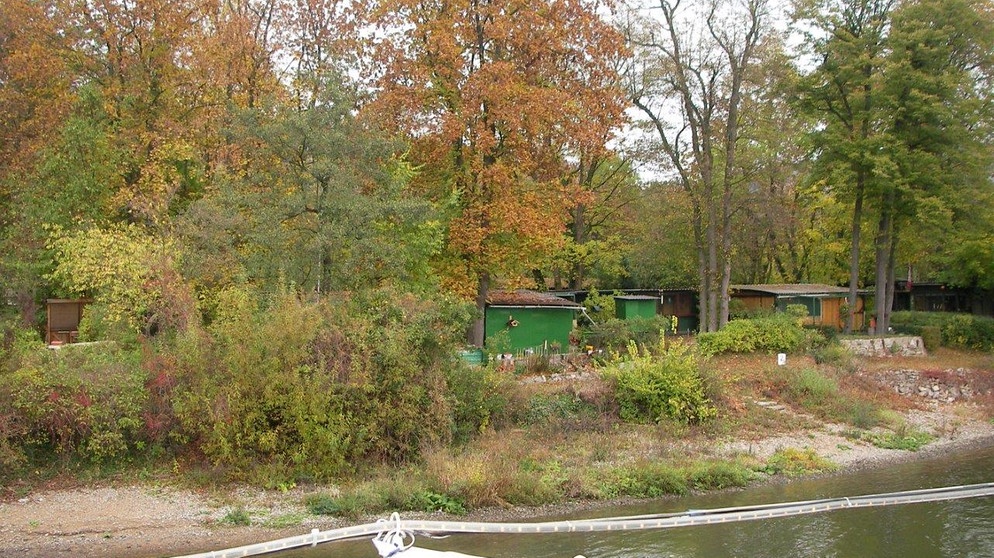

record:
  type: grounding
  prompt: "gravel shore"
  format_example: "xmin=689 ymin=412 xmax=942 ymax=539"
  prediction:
xmin=3 ymin=373 xmax=993 ymax=558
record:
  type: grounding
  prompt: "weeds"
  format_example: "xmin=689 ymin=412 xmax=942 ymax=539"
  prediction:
xmin=768 ymin=367 xmax=884 ymax=429
xmin=762 ymin=447 xmax=837 ymax=477
xmin=405 ymin=491 xmax=467 ymax=514
xmin=220 ymin=506 xmax=251 ymax=526
xmin=685 ymin=460 xmax=756 ymax=490
xmin=868 ymin=430 xmax=934 ymax=451
xmin=586 ymin=462 xmax=689 ymax=499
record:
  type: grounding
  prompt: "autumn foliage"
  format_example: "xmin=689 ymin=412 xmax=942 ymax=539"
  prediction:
xmin=364 ymin=0 xmax=628 ymax=341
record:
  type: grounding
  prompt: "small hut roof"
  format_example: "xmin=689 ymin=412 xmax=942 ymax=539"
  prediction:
xmin=487 ymin=290 xmax=583 ymax=308
xmin=731 ymin=284 xmax=850 ymax=296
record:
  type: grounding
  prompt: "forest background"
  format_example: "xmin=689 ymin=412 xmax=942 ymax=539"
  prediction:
xmin=1 ymin=0 xmax=993 ymax=488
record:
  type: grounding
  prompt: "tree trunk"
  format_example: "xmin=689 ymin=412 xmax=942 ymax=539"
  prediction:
xmin=706 ymin=205 xmax=719 ymax=332
xmin=570 ymin=202 xmax=586 ymax=290
xmin=697 ymin=244 xmax=709 ymax=333
xmin=874 ymin=192 xmax=894 ymax=337
xmin=468 ymin=271 xmax=489 ymax=347
xmin=846 ymin=175 xmax=865 ymax=334
xmin=885 ymin=230 xmax=897 ymax=333
xmin=17 ymin=288 xmax=37 ymax=330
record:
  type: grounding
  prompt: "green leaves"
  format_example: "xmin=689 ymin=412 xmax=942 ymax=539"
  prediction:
xmin=601 ymin=341 xmax=717 ymax=425
xmin=696 ymin=315 xmax=821 ymax=356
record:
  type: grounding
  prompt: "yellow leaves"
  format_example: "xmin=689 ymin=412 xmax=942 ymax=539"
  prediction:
xmin=114 ymin=139 xmax=198 ymax=226
xmin=47 ymin=224 xmax=178 ymax=331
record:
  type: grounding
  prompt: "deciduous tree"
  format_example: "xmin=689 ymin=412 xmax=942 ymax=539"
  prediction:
xmin=364 ymin=0 xmax=628 ymax=346
xmin=795 ymin=0 xmax=894 ymax=332
xmin=627 ymin=0 xmax=771 ymax=331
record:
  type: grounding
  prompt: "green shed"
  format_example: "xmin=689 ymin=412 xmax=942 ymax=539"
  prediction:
xmin=614 ymin=295 xmax=658 ymax=320
xmin=485 ymin=290 xmax=582 ymax=354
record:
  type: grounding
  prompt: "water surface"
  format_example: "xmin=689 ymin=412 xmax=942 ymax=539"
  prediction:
xmin=277 ymin=443 xmax=994 ymax=558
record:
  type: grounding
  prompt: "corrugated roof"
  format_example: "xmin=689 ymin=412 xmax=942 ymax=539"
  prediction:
xmin=487 ymin=289 xmax=583 ymax=308
xmin=731 ymin=284 xmax=851 ymax=296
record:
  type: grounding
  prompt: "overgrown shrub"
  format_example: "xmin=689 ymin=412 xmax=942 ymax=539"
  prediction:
xmin=806 ymin=324 xmax=838 ymax=345
xmin=810 ymin=343 xmax=854 ymax=369
xmin=582 ymin=288 xmax=618 ymax=322
xmin=601 ymin=340 xmax=716 ymax=424
xmin=943 ymin=314 xmax=994 ymax=351
xmin=583 ymin=316 xmax=674 ymax=353
xmin=171 ymin=286 xmax=473 ymax=481
xmin=891 ymin=311 xmax=994 ymax=351
xmin=697 ymin=315 xmax=822 ymax=356
xmin=446 ymin=362 xmax=514 ymax=444
xmin=0 ymin=342 xmax=147 ymax=464
xmin=920 ymin=326 xmax=942 ymax=351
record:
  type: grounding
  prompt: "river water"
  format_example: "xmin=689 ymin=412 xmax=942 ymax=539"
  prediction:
xmin=278 ymin=443 xmax=994 ymax=558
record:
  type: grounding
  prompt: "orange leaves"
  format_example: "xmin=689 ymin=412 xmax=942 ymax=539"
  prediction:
xmin=364 ymin=0 xmax=627 ymax=292
xmin=0 ymin=0 xmax=75 ymax=172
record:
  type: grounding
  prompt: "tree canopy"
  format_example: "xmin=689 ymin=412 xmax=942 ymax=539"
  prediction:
xmin=0 ymin=0 xmax=991 ymax=340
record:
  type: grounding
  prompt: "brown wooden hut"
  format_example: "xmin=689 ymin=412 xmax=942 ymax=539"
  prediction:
xmin=729 ymin=284 xmax=864 ymax=330
xmin=46 ymin=299 xmax=90 ymax=345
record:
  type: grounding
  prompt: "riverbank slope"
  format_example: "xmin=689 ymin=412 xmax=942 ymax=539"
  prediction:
xmin=2 ymin=350 xmax=993 ymax=558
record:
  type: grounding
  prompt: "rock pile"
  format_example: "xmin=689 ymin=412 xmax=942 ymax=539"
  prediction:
xmin=877 ymin=368 xmax=989 ymax=403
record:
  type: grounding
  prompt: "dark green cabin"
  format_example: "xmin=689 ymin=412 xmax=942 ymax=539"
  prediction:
xmin=485 ymin=290 xmax=582 ymax=353
xmin=614 ymin=295 xmax=658 ymax=320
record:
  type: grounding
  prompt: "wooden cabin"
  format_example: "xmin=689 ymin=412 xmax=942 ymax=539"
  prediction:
xmin=729 ymin=284 xmax=864 ymax=330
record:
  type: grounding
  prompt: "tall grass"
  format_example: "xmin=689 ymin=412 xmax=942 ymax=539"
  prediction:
xmin=769 ymin=367 xmax=883 ymax=428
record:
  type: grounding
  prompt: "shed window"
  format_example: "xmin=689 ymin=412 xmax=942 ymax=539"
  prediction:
xmin=776 ymin=296 xmax=822 ymax=318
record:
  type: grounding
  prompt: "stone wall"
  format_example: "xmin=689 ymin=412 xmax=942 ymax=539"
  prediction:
xmin=840 ymin=336 xmax=926 ymax=357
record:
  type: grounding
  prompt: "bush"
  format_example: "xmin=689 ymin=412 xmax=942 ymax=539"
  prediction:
xmin=0 ymin=342 xmax=147 ymax=464
xmin=583 ymin=288 xmax=618 ymax=322
xmin=171 ymin=286 xmax=474 ymax=482
xmin=583 ymin=316 xmax=674 ymax=353
xmin=697 ymin=315 xmax=821 ymax=357
xmin=601 ymin=340 xmax=716 ymax=424
xmin=810 ymin=343 xmax=853 ymax=367
xmin=891 ymin=311 xmax=994 ymax=351
xmin=446 ymin=363 xmax=514 ymax=444
xmin=920 ymin=326 xmax=942 ymax=351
